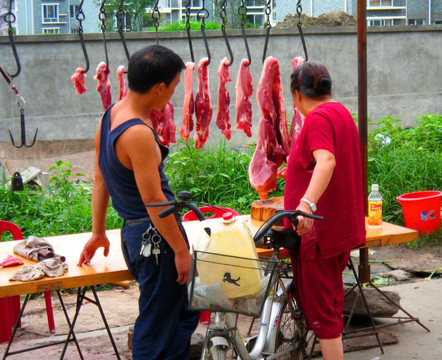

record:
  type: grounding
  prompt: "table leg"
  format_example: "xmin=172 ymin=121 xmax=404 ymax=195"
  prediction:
xmin=59 ymin=286 xmax=121 ymax=360
xmin=358 ymin=247 xmax=371 ymax=283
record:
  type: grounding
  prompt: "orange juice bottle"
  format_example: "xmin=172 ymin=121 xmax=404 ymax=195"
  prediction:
xmin=368 ymin=184 xmax=383 ymax=229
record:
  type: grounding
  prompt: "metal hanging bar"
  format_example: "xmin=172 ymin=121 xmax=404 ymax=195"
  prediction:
xmin=117 ymin=0 xmax=130 ymax=62
xmin=198 ymin=0 xmax=211 ymax=65
xmin=296 ymin=0 xmax=309 ymax=61
xmin=152 ymin=0 xmax=160 ymax=45
xmin=185 ymin=0 xmax=195 ymax=62
xmin=220 ymin=0 xmax=234 ymax=66
xmin=238 ymin=0 xmax=251 ymax=66
xmin=4 ymin=0 xmax=21 ymax=78
xmin=262 ymin=0 xmax=272 ymax=63
xmin=75 ymin=0 xmax=90 ymax=73
xmin=99 ymin=0 xmax=110 ymax=69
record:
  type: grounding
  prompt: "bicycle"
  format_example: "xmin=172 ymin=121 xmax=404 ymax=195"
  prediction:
xmin=146 ymin=191 xmax=323 ymax=360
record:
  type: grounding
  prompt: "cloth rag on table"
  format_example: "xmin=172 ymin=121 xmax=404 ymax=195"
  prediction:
xmin=9 ymin=258 xmax=68 ymax=281
xmin=13 ymin=236 xmax=66 ymax=262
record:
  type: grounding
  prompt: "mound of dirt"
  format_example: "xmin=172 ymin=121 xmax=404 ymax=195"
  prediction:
xmin=274 ymin=11 xmax=357 ymax=29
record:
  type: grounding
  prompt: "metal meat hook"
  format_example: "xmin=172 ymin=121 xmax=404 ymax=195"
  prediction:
xmin=76 ymin=0 xmax=90 ymax=73
xmin=220 ymin=0 xmax=234 ymax=67
xmin=198 ymin=1 xmax=211 ymax=66
xmin=117 ymin=0 xmax=130 ymax=63
xmin=238 ymin=1 xmax=251 ymax=66
xmin=9 ymin=108 xmax=38 ymax=148
xmin=99 ymin=0 xmax=110 ymax=71
xmin=4 ymin=0 xmax=21 ymax=78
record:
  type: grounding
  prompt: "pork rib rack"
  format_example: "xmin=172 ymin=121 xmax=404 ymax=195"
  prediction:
xmin=248 ymin=56 xmax=290 ymax=200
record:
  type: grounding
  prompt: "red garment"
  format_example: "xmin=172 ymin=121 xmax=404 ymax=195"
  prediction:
xmin=284 ymin=102 xmax=366 ymax=260
xmin=290 ymin=247 xmax=350 ymax=339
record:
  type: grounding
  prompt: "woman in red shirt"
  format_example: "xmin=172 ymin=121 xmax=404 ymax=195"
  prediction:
xmin=285 ymin=61 xmax=366 ymax=360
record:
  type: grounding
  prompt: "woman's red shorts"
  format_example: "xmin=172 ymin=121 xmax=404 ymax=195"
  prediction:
xmin=290 ymin=246 xmax=350 ymax=339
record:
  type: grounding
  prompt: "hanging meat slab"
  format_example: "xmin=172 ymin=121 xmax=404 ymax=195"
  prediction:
xmin=116 ymin=65 xmax=127 ymax=101
xmin=215 ymin=57 xmax=232 ymax=140
xmin=179 ymin=62 xmax=195 ymax=141
xmin=235 ymin=59 xmax=253 ymax=137
xmin=249 ymin=56 xmax=290 ymax=200
xmin=94 ymin=61 xmax=112 ymax=111
xmin=194 ymin=57 xmax=213 ymax=149
xmin=71 ymin=67 xmax=87 ymax=95
xmin=290 ymin=56 xmax=306 ymax=147
xmin=278 ymin=56 xmax=306 ymax=179
xmin=149 ymin=101 xmax=176 ymax=147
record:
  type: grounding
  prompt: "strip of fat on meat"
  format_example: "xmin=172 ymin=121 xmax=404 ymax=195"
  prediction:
xmin=179 ymin=62 xmax=195 ymax=141
xmin=277 ymin=56 xmax=306 ymax=179
xmin=235 ymin=59 xmax=253 ymax=137
xmin=290 ymin=56 xmax=305 ymax=147
xmin=94 ymin=61 xmax=112 ymax=111
xmin=116 ymin=65 xmax=128 ymax=101
xmin=248 ymin=56 xmax=289 ymax=200
xmin=194 ymin=57 xmax=213 ymax=149
xmin=71 ymin=67 xmax=87 ymax=95
xmin=215 ymin=57 xmax=232 ymax=140
xmin=149 ymin=101 xmax=176 ymax=147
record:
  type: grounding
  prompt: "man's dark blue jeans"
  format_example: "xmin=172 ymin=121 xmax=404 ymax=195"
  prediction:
xmin=121 ymin=220 xmax=200 ymax=360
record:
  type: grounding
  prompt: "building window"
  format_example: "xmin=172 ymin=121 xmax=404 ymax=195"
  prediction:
xmin=408 ymin=19 xmax=426 ymax=25
xmin=43 ymin=27 xmax=60 ymax=34
xmin=42 ymin=4 xmax=59 ymax=23
xmin=70 ymin=5 xmax=79 ymax=18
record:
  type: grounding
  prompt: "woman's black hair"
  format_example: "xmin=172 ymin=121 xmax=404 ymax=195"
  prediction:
xmin=128 ymin=45 xmax=185 ymax=94
xmin=290 ymin=61 xmax=332 ymax=98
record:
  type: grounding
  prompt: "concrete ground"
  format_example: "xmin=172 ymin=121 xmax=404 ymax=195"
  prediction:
xmin=1 ymin=278 xmax=440 ymax=360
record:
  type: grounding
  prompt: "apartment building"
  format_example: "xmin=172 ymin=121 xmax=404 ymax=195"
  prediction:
xmin=2 ymin=0 xmax=440 ymax=36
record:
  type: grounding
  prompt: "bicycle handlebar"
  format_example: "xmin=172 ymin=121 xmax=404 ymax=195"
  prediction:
xmin=145 ymin=191 xmax=324 ymax=248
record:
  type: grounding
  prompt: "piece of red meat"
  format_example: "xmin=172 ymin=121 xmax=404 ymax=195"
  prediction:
xmin=149 ymin=101 xmax=176 ymax=147
xmin=0 ymin=254 xmax=24 ymax=268
xmin=235 ymin=59 xmax=253 ymax=137
xmin=215 ymin=57 xmax=232 ymax=140
xmin=290 ymin=56 xmax=306 ymax=147
xmin=179 ymin=62 xmax=195 ymax=141
xmin=116 ymin=65 xmax=127 ymax=101
xmin=71 ymin=67 xmax=87 ymax=95
xmin=194 ymin=57 xmax=213 ymax=149
xmin=249 ymin=56 xmax=289 ymax=200
xmin=94 ymin=61 xmax=112 ymax=111
xmin=277 ymin=57 xmax=306 ymax=180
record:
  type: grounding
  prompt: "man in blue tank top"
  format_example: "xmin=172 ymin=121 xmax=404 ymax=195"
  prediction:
xmin=77 ymin=45 xmax=200 ymax=359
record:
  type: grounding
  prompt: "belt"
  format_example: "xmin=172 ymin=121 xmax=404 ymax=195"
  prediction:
xmin=124 ymin=216 xmax=150 ymax=226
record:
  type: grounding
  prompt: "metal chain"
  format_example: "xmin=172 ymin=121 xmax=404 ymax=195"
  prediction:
xmin=220 ymin=0 xmax=228 ymax=31
xmin=296 ymin=0 xmax=303 ymax=25
xmin=152 ymin=0 xmax=160 ymax=44
xmin=197 ymin=0 xmax=209 ymax=31
xmin=75 ymin=0 xmax=85 ymax=33
xmin=185 ymin=0 xmax=194 ymax=62
xmin=4 ymin=0 xmax=20 ymax=78
xmin=99 ymin=0 xmax=107 ymax=32
xmin=238 ymin=0 xmax=248 ymax=28
xmin=264 ymin=0 xmax=272 ymax=29
xmin=296 ymin=0 xmax=308 ymax=61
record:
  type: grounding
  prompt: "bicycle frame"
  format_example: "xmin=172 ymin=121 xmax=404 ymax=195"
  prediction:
xmin=201 ymin=248 xmax=297 ymax=360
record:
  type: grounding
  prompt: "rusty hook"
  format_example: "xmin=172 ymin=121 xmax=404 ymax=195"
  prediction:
xmin=220 ymin=0 xmax=234 ymax=67
xmin=99 ymin=0 xmax=110 ymax=71
xmin=117 ymin=0 xmax=130 ymax=63
xmin=9 ymin=108 xmax=38 ymax=148
xmin=76 ymin=0 xmax=90 ymax=73
xmin=198 ymin=1 xmax=211 ymax=66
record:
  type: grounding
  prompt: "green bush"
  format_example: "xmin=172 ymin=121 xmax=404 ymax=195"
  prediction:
xmin=0 ymin=115 xmax=440 ymax=247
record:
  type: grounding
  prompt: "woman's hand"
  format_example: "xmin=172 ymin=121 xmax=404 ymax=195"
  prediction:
xmin=294 ymin=202 xmax=315 ymax=236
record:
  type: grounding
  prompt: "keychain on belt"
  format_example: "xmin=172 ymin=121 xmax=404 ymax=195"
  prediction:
xmin=140 ymin=224 xmax=162 ymax=265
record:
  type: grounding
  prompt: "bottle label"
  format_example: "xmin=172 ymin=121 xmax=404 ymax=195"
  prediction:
xmin=368 ymin=201 xmax=382 ymax=226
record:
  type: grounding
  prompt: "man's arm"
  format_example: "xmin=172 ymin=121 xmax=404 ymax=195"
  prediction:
xmin=78 ymin=123 xmax=111 ymax=266
xmin=119 ymin=124 xmax=191 ymax=284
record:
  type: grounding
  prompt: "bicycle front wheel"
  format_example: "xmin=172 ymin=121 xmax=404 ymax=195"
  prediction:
xmin=208 ymin=344 xmax=228 ymax=360
xmin=274 ymin=295 xmax=308 ymax=360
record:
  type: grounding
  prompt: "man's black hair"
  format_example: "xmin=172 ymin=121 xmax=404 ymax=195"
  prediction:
xmin=128 ymin=45 xmax=185 ymax=94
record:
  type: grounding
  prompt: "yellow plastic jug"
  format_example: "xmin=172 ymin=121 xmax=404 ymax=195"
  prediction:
xmin=195 ymin=213 xmax=263 ymax=299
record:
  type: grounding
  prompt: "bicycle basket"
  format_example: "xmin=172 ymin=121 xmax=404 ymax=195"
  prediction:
xmin=188 ymin=250 xmax=278 ymax=317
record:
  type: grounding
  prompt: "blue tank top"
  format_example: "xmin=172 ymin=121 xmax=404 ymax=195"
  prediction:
xmin=99 ymin=105 xmax=175 ymax=219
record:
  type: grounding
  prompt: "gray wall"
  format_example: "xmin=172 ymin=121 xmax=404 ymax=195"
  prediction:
xmin=0 ymin=26 xmax=441 ymax=148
